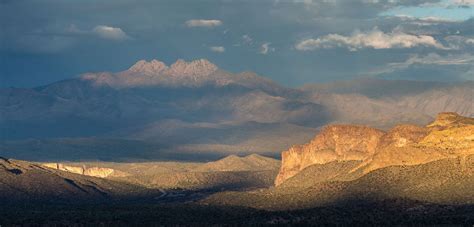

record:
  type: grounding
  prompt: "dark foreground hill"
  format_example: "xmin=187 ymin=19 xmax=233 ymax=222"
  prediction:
xmin=0 ymin=155 xmax=473 ymax=225
xmin=1 ymin=113 xmax=473 ymax=225
xmin=0 ymin=157 xmax=162 ymax=203
xmin=204 ymin=155 xmax=474 ymax=210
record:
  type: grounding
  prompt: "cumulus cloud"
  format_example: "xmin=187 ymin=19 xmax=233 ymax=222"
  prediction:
xmin=444 ymin=35 xmax=474 ymax=49
xmin=185 ymin=19 xmax=222 ymax=27
xmin=93 ymin=25 xmax=130 ymax=41
xmin=209 ymin=46 xmax=225 ymax=53
xmin=369 ymin=53 xmax=474 ymax=75
xmin=259 ymin=42 xmax=275 ymax=55
xmin=295 ymin=28 xmax=447 ymax=51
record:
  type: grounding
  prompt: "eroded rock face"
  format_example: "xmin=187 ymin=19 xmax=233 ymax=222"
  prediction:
xmin=42 ymin=163 xmax=128 ymax=178
xmin=275 ymin=125 xmax=385 ymax=186
xmin=275 ymin=112 xmax=474 ymax=186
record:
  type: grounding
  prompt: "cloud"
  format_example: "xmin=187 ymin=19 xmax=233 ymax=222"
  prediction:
xmin=234 ymin=34 xmax=253 ymax=47
xmin=369 ymin=53 xmax=474 ymax=75
xmin=295 ymin=28 xmax=447 ymax=51
xmin=445 ymin=35 xmax=474 ymax=49
xmin=451 ymin=0 xmax=474 ymax=7
xmin=242 ymin=34 xmax=253 ymax=44
xmin=392 ymin=14 xmax=463 ymax=24
xmin=93 ymin=25 xmax=130 ymax=41
xmin=209 ymin=46 xmax=225 ymax=53
xmin=259 ymin=42 xmax=275 ymax=55
xmin=185 ymin=19 xmax=222 ymax=27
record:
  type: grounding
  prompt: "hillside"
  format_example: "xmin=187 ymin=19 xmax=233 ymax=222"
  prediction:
xmin=200 ymin=112 xmax=474 ymax=212
xmin=276 ymin=112 xmax=474 ymax=185
xmin=40 ymin=154 xmax=280 ymax=190
xmin=0 ymin=157 xmax=160 ymax=203
xmin=203 ymin=154 xmax=474 ymax=210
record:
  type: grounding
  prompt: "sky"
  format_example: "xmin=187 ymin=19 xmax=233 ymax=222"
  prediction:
xmin=0 ymin=0 xmax=473 ymax=87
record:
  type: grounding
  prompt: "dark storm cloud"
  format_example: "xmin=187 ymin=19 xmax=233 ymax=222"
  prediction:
xmin=0 ymin=0 xmax=472 ymax=87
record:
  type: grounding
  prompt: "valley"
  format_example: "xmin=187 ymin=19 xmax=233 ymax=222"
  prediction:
xmin=1 ymin=112 xmax=473 ymax=225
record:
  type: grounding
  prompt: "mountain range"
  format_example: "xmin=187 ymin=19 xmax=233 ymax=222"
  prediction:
xmin=1 ymin=58 xmax=472 ymax=161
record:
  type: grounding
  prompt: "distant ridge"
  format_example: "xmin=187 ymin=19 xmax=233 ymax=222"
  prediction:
xmin=1 ymin=58 xmax=472 ymax=160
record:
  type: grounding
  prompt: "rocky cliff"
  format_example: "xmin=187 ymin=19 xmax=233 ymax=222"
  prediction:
xmin=275 ymin=112 xmax=474 ymax=186
xmin=42 ymin=163 xmax=129 ymax=178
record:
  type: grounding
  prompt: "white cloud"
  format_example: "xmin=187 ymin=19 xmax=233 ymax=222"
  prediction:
xmin=451 ymin=0 xmax=474 ymax=6
xmin=93 ymin=25 xmax=130 ymax=41
xmin=242 ymin=34 xmax=253 ymax=44
xmin=209 ymin=46 xmax=225 ymax=53
xmin=295 ymin=28 xmax=448 ymax=51
xmin=369 ymin=53 xmax=474 ymax=75
xmin=445 ymin=35 xmax=474 ymax=49
xmin=185 ymin=19 xmax=222 ymax=27
xmin=66 ymin=24 xmax=87 ymax=34
xmin=259 ymin=42 xmax=275 ymax=55
xmin=393 ymin=14 xmax=462 ymax=24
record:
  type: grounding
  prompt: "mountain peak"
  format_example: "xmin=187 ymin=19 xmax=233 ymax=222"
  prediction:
xmin=129 ymin=59 xmax=168 ymax=74
xmin=167 ymin=58 xmax=218 ymax=77
xmin=428 ymin=112 xmax=474 ymax=128
xmin=127 ymin=58 xmax=218 ymax=77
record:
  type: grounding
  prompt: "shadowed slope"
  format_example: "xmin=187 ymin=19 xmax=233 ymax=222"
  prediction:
xmin=0 ymin=157 xmax=161 ymax=203
xmin=203 ymin=155 xmax=474 ymax=210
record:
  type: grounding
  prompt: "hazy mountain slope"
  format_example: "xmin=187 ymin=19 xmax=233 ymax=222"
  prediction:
xmin=0 ymin=121 xmax=317 ymax=161
xmin=301 ymin=78 xmax=447 ymax=98
xmin=0 ymin=157 xmax=159 ymax=203
xmin=0 ymin=138 xmax=185 ymax=162
xmin=121 ymin=120 xmax=319 ymax=155
xmin=0 ymin=59 xmax=327 ymax=139
xmin=1 ymin=60 xmax=472 ymax=161
xmin=302 ymin=79 xmax=473 ymax=128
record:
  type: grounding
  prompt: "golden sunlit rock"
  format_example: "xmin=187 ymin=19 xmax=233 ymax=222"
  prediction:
xmin=275 ymin=112 xmax=474 ymax=186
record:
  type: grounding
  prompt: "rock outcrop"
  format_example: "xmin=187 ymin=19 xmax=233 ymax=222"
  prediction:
xmin=0 ymin=158 xmax=154 ymax=203
xmin=275 ymin=125 xmax=385 ymax=185
xmin=42 ymin=163 xmax=129 ymax=178
xmin=275 ymin=112 xmax=474 ymax=186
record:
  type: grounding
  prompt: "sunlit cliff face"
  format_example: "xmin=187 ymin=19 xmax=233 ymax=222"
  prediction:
xmin=275 ymin=112 xmax=474 ymax=186
xmin=42 ymin=163 xmax=130 ymax=178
